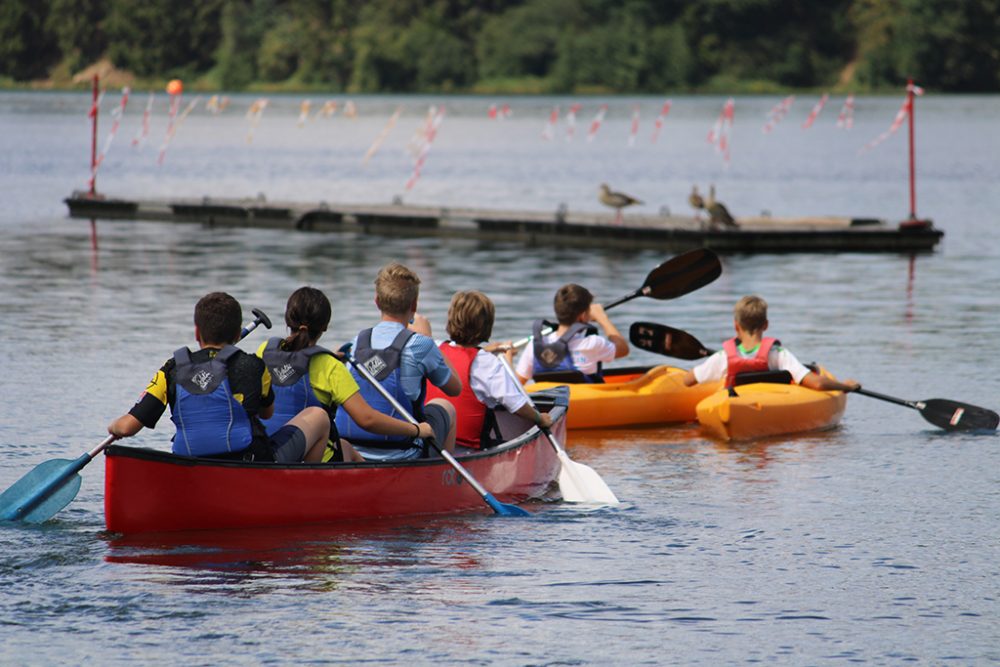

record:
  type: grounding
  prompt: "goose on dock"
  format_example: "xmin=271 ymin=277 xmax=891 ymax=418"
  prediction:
xmin=599 ymin=183 xmax=642 ymax=225
xmin=705 ymin=184 xmax=738 ymax=229
xmin=689 ymin=185 xmax=705 ymax=221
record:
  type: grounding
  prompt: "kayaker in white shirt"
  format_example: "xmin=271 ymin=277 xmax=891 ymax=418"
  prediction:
xmin=515 ymin=283 xmax=629 ymax=383
xmin=682 ymin=295 xmax=859 ymax=392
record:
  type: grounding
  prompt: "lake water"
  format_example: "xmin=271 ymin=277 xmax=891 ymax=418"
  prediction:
xmin=1 ymin=90 xmax=998 ymax=665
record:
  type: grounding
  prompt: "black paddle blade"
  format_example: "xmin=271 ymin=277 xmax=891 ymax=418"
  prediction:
xmin=643 ymin=248 xmax=722 ymax=300
xmin=921 ymin=399 xmax=999 ymax=432
xmin=629 ymin=322 xmax=715 ymax=360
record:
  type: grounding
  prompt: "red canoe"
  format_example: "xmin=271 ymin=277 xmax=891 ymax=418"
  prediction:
xmin=104 ymin=388 xmax=567 ymax=534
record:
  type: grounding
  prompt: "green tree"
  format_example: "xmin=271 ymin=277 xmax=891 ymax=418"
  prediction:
xmin=0 ymin=0 xmax=58 ymax=80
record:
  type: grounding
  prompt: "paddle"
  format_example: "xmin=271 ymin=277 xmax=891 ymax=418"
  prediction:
xmin=497 ymin=354 xmax=620 ymax=504
xmin=0 ymin=308 xmax=274 ymax=524
xmin=346 ymin=355 xmax=530 ymax=517
xmin=510 ymin=248 xmax=722 ymax=350
xmin=630 ymin=321 xmax=1000 ymax=432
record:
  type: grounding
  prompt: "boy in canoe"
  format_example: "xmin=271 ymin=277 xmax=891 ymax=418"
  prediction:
xmin=426 ymin=290 xmax=553 ymax=451
xmin=107 ymin=292 xmax=330 ymax=461
xmin=257 ymin=286 xmax=435 ymax=463
xmin=682 ymin=295 xmax=860 ymax=392
xmin=515 ymin=283 xmax=629 ymax=383
xmin=334 ymin=262 xmax=462 ymax=460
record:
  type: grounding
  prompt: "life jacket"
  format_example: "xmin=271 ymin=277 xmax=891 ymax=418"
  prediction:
xmin=425 ymin=343 xmax=497 ymax=450
xmin=532 ymin=319 xmax=602 ymax=383
xmin=334 ymin=327 xmax=423 ymax=448
xmin=259 ymin=337 xmax=335 ymax=436
xmin=724 ymin=337 xmax=780 ymax=388
xmin=170 ymin=345 xmax=255 ymax=457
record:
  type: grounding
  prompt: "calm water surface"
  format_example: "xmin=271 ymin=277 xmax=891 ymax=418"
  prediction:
xmin=0 ymin=91 xmax=998 ymax=665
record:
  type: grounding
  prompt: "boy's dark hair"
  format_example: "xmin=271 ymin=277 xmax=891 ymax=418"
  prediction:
xmin=553 ymin=284 xmax=593 ymax=325
xmin=284 ymin=286 xmax=331 ymax=351
xmin=446 ymin=290 xmax=495 ymax=346
xmin=194 ymin=292 xmax=242 ymax=345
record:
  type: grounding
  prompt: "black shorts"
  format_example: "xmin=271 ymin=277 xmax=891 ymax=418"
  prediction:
xmin=270 ymin=424 xmax=307 ymax=463
xmin=423 ymin=403 xmax=451 ymax=452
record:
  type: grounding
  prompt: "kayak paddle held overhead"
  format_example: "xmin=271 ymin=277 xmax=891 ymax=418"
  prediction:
xmin=511 ymin=248 xmax=722 ymax=349
xmin=629 ymin=321 xmax=999 ymax=433
xmin=0 ymin=308 xmax=273 ymax=525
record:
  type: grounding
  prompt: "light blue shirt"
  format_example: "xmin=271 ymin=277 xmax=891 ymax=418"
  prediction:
xmin=352 ymin=321 xmax=452 ymax=402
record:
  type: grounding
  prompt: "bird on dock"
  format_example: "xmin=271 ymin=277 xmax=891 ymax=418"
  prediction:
xmin=599 ymin=183 xmax=643 ymax=225
xmin=705 ymin=184 xmax=738 ymax=229
xmin=688 ymin=185 xmax=705 ymax=221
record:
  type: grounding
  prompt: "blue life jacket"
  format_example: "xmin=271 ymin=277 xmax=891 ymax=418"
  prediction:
xmin=334 ymin=327 xmax=423 ymax=448
xmin=259 ymin=337 xmax=332 ymax=436
xmin=532 ymin=319 xmax=603 ymax=382
xmin=170 ymin=345 xmax=255 ymax=457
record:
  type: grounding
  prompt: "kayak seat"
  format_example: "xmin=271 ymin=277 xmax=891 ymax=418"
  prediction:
xmin=533 ymin=370 xmax=605 ymax=384
xmin=728 ymin=370 xmax=793 ymax=397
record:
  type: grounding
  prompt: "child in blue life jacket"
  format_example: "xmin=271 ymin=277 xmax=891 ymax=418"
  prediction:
xmin=515 ymin=283 xmax=629 ymax=384
xmin=256 ymin=286 xmax=435 ymax=463
xmin=334 ymin=262 xmax=462 ymax=461
xmin=682 ymin=295 xmax=860 ymax=392
xmin=426 ymin=290 xmax=553 ymax=451
xmin=107 ymin=292 xmax=329 ymax=462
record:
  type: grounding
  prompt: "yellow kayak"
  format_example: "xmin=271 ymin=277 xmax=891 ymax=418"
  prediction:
xmin=527 ymin=365 xmax=721 ymax=430
xmin=695 ymin=366 xmax=847 ymax=441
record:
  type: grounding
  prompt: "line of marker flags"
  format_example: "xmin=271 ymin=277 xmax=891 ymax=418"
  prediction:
xmin=86 ymin=82 xmax=921 ymax=193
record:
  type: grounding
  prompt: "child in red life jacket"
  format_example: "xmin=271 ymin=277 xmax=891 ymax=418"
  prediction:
xmin=682 ymin=295 xmax=860 ymax=392
xmin=426 ymin=291 xmax=553 ymax=451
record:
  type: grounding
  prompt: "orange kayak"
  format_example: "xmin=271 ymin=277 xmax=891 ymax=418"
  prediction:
xmin=695 ymin=366 xmax=847 ymax=441
xmin=527 ymin=365 xmax=721 ymax=430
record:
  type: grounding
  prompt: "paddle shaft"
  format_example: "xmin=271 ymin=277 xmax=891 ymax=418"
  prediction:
xmin=347 ymin=356 xmax=527 ymax=515
xmin=853 ymin=388 xmax=918 ymax=409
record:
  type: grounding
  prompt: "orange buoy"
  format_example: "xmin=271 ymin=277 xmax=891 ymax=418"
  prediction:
xmin=166 ymin=79 xmax=183 ymax=95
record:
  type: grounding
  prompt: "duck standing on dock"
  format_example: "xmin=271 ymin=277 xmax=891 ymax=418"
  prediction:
xmin=705 ymin=184 xmax=738 ymax=229
xmin=599 ymin=183 xmax=643 ymax=225
xmin=689 ymin=185 xmax=705 ymax=222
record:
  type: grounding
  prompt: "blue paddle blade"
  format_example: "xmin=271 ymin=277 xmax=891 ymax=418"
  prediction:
xmin=483 ymin=493 xmax=531 ymax=517
xmin=0 ymin=456 xmax=88 ymax=523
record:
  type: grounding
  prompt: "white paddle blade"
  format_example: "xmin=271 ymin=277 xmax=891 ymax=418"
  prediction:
xmin=557 ymin=452 xmax=620 ymax=504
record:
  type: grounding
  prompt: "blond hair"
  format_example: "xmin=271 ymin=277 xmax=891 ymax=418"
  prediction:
xmin=734 ymin=295 xmax=768 ymax=334
xmin=446 ymin=290 xmax=495 ymax=346
xmin=375 ymin=262 xmax=420 ymax=316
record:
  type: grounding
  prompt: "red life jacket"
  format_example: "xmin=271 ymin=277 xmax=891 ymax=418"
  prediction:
xmin=425 ymin=342 xmax=488 ymax=449
xmin=723 ymin=337 xmax=779 ymax=388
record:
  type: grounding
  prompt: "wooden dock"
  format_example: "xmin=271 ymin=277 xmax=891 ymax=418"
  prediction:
xmin=64 ymin=192 xmax=944 ymax=254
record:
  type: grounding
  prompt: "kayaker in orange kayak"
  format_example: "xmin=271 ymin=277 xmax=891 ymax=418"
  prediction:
xmin=256 ymin=286 xmax=435 ymax=463
xmin=515 ymin=283 xmax=629 ymax=384
xmin=682 ymin=295 xmax=860 ymax=392
xmin=427 ymin=290 xmax=553 ymax=452
xmin=107 ymin=292 xmax=329 ymax=462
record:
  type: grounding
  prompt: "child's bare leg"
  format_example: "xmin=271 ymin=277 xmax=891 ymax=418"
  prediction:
xmin=288 ymin=407 xmax=330 ymax=462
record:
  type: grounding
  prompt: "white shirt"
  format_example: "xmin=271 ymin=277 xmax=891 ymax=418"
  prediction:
xmin=515 ymin=331 xmax=618 ymax=380
xmin=440 ymin=342 xmax=528 ymax=414
xmin=692 ymin=343 xmax=811 ymax=384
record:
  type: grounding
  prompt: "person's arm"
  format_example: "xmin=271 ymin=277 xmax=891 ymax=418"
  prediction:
xmin=409 ymin=312 xmax=432 ymax=336
xmin=514 ymin=346 xmax=533 ymax=384
xmin=340 ymin=392 xmax=434 ymax=438
xmin=513 ymin=402 xmax=553 ymax=429
xmin=589 ymin=303 xmax=629 ymax=358
xmin=108 ymin=413 xmax=144 ymax=438
xmin=682 ymin=351 xmax=726 ymax=387
xmin=800 ymin=373 xmax=860 ymax=393
xmin=682 ymin=369 xmax=698 ymax=387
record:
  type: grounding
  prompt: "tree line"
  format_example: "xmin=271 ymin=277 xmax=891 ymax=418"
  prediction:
xmin=2 ymin=0 xmax=998 ymax=93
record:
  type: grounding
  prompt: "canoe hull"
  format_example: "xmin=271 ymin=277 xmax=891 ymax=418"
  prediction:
xmin=528 ymin=365 xmax=720 ymax=429
xmin=696 ymin=370 xmax=847 ymax=441
xmin=105 ymin=389 xmax=567 ymax=534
